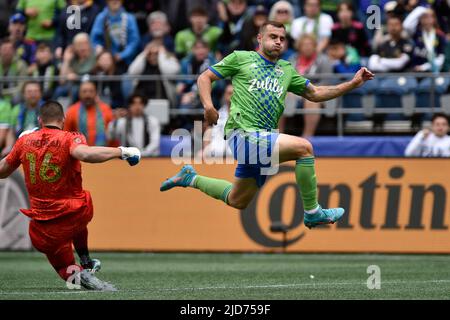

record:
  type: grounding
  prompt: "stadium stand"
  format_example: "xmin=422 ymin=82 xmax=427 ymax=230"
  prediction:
xmin=0 ymin=0 xmax=449 ymax=157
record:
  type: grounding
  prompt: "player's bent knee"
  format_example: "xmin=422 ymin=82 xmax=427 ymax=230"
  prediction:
xmin=295 ymin=138 xmax=314 ymax=158
xmin=228 ymin=197 xmax=250 ymax=210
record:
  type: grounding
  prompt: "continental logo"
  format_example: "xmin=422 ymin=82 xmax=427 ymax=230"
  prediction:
xmin=241 ymin=165 xmax=448 ymax=248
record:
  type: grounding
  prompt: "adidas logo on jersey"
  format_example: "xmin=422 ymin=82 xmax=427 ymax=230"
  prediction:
xmin=248 ymin=77 xmax=284 ymax=98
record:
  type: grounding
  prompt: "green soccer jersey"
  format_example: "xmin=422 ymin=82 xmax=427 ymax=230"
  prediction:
xmin=209 ymin=50 xmax=310 ymax=134
xmin=17 ymin=0 xmax=66 ymax=41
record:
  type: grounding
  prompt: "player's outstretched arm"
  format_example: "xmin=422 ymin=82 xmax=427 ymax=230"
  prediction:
xmin=197 ymin=69 xmax=221 ymax=125
xmin=302 ymin=67 xmax=374 ymax=103
xmin=71 ymin=145 xmax=141 ymax=166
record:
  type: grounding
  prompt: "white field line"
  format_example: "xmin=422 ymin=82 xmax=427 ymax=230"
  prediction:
xmin=0 ymin=279 xmax=450 ymax=296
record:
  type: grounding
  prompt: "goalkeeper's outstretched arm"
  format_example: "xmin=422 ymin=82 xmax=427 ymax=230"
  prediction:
xmin=71 ymin=145 xmax=141 ymax=166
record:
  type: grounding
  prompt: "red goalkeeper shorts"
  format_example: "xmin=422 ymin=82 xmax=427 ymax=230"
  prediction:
xmin=28 ymin=192 xmax=94 ymax=280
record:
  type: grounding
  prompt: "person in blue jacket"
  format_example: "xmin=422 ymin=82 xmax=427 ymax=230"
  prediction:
xmin=90 ymin=0 xmax=140 ymax=74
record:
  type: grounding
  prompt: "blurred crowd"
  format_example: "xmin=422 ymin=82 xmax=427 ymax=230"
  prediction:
xmin=0 ymin=0 xmax=449 ymax=157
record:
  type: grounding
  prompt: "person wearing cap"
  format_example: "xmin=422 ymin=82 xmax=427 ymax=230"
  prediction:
xmin=16 ymin=0 xmax=66 ymax=43
xmin=238 ymin=5 xmax=268 ymax=51
xmin=8 ymin=13 xmax=37 ymax=67
xmin=54 ymin=0 xmax=101 ymax=60
xmin=175 ymin=7 xmax=222 ymax=58
xmin=141 ymin=11 xmax=175 ymax=53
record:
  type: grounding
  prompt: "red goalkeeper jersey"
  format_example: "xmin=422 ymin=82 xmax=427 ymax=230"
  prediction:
xmin=6 ymin=126 xmax=90 ymax=221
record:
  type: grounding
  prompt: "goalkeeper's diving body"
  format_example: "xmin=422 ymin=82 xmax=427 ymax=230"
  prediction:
xmin=0 ymin=101 xmax=141 ymax=290
xmin=161 ymin=21 xmax=374 ymax=228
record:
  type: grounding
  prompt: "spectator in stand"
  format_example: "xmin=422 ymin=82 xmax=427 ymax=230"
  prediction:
xmin=0 ymin=98 xmax=13 ymax=155
xmin=64 ymin=80 xmax=114 ymax=146
xmin=291 ymin=0 xmax=334 ymax=53
xmin=8 ymin=13 xmax=36 ymax=68
xmin=108 ymin=93 xmax=161 ymax=157
xmin=410 ymin=9 xmax=447 ymax=72
xmin=402 ymin=0 xmax=431 ymax=36
xmin=29 ymin=43 xmax=58 ymax=100
xmin=268 ymin=1 xmax=295 ymax=35
xmin=9 ymin=81 xmax=43 ymax=138
xmin=177 ymin=39 xmax=218 ymax=110
xmin=56 ymin=32 xmax=96 ymax=102
xmin=368 ymin=15 xmax=414 ymax=72
xmin=91 ymin=51 xmax=126 ymax=111
xmin=90 ymin=0 xmax=141 ymax=74
xmin=128 ymin=41 xmax=180 ymax=107
xmin=238 ymin=5 xmax=268 ymax=51
xmin=405 ymin=113 xmax=450 ymax=157
xmin=141 ymin=11 xmax=175 ymax=53
xmin=217 ymin=0 xmax=250 ymax=55
xmin=327 ymin=38 xmax=361 ymax=74
xmin=287 ymin=34 xmax=333 ymax=137
xmin=175 ymin=7 xmax=222 ymax=58
xmin=331 ymin=1 xmax=371 ymax=58
xmin=55 ymin=0 xmax=101 ymax=60
xmin=16 ymin=0 xmax=65 ymax=43
xmin=0 ymin=39 xmax=28 ymax=104
xmin=201 ymin=83 xmax=233 ymax=159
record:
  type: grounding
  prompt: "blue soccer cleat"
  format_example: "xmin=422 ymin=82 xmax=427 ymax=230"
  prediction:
xmin=304 ymin=206 xmax=345 ymax=229
xmin=160 ymin=165 xmax=197 ymax=191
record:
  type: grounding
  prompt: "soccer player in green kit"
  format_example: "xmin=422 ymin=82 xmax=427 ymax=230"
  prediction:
xmin=161 ymin=21 xmax=374 ymax=228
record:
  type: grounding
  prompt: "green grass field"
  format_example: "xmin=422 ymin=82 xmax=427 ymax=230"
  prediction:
xmin=0 ymin=252 xmax=449 ymax=300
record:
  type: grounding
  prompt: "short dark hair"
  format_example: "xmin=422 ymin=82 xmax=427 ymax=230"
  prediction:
xmin=128 ymin=93 xmax=148 ymax=107
xmin=259 ymin=21 xmax=286 ymax=34
xmin=80 ymin=79 xmax=97 ymax=91
xmin=190 ymin=7 xmax=208 ymax=17
xmin=431 ymin=113 xmax=449 ymax=124
xmin=37 ymin=42 xmax=51 ymax=51
xmin=39 ymin=100 xmax=65 ymax=123
xmin=386 ymin=14 xmax=402 ymax=23
xmin=193 ymin=38 xmax=209 ymax=48
xmin=22 ymin=80 xmax=41 ymax=93
xmin=337 ymin=1 xmax=354 ymax=14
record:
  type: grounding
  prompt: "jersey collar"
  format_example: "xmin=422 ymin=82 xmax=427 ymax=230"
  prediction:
xmin=44 ymin=125 xmax=62 ymax=130
xmin=257 ymin=52 xmax=277 ymax=66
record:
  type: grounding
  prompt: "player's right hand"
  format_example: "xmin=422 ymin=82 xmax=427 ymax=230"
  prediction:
xmin=204 ymin=107 xmax=219 ymax=126
xmin=118 ymin=147 xmax=141 ymax=166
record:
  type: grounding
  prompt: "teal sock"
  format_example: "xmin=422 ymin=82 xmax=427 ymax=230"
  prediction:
xmin=295 ymin=157 xmax=319 ymax=211
xmin=193 ymin=175 xmax=233 ymax=204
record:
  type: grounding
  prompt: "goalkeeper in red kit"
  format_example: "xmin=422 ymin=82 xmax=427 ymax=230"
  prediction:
xmin=0 ymin=101 xmax=141 ymax=291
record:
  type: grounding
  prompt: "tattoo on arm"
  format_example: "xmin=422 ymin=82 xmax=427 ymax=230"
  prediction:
xmin=303 ymin=81 xmax=356 ymax=103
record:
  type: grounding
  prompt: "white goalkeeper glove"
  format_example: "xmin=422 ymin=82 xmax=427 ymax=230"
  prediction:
xmin=118 ymin=146 xmax=141 ymax=166
xmin=19 ymin=127 xmax=39 ymax=139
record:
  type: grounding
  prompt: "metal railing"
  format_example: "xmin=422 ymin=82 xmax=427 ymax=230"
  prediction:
xmin=1 ymin=72 xmax=449 ymax=136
